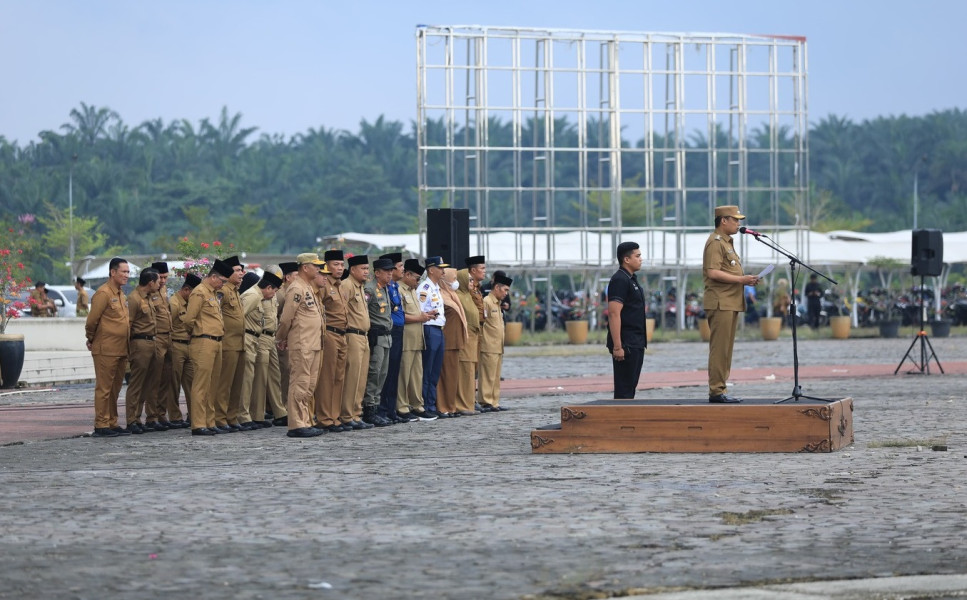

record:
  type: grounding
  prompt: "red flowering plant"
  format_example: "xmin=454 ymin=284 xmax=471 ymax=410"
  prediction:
xmin=0 ymin=220 xmax=35 ymax=334
xmin=171 ymin=236 xmax=235 ymax=285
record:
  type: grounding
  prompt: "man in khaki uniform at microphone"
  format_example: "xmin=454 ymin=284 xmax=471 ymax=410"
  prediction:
xmin=126 ymin=267 xmax=160 ymax=434
xmin=86 ymin=257 xmax=132 ymax=437
xmin=215 ymin=255 xmax=245 ymax=432
xmin=183 ymin=259 xmax=233 ymax=436
xmin=168 ymin=273 xmax=200 ymax=426
xmin=703 ymin=205 xmax=760 ymax=403
xmin=276 ymin=253 xmax=325 ymax=438
xmin=341 ymin=254 xmax=373 ymax=430
xmin=316 ymin=250 xmax=349 ymax=432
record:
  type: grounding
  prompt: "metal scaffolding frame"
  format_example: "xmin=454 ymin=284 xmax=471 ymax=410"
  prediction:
xmin=416 ymin=25 xmax=809 ymax=328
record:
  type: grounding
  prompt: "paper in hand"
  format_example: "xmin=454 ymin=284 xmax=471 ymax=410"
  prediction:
xmin=756 ymin=264 xmax=775 ymax=278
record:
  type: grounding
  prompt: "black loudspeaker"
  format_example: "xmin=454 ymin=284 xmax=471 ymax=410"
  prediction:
xmin=426 ymin=208 xmax=470 ymax=268
xmin=911 ymin=229 xmax=943 ymax=277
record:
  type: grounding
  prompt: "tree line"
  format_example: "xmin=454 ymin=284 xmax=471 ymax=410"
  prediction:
xmin=1 ymin=103 xmax=966 ymax=281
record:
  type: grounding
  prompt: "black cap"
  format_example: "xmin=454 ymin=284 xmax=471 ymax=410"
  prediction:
xmin=373 ymin=258 xmax=395 ymax=271
xmin=324 ymin=250 xmax=344 ymax=262
xmin=380 ymin=252 xmax=403 ymax=264
xmin=151 ymin=261 xmax=169 ymax=274
xmin=239 ymin=271 xmax=260 ymax=294
xmin=76 ymin=276 xmax=86 ymax=285
xmin=279 ymin=262 xmax=299 ymax=275
xmin=184 ymin=273 xmax=202 ymax=288
xmin=425 ymin=256 xmax=449 ymax=269
xmin=259 ymin=271 xmax=283 ymax=289
xmin=494 ymin=273 xmax=513 ymax=287
xmin=404 ymin=259 xmax=425 ymax=276
xmin=212 ymin=259 xmax=234 ymax=279
xmin=465 ymin=255 xmax=485 ymax=267
xmin=347 ymin=255 xmax=368 ymax=268
xmin=224 ymin=255 xmax=242 ymax=269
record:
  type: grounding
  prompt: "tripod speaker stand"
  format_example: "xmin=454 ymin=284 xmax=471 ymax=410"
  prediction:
xmin=894 ymin=274 xmax=944 ymax=375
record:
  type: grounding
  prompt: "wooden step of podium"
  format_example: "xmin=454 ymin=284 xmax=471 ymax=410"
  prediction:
xmin=530 ymin=398 xmax=853 ymax=453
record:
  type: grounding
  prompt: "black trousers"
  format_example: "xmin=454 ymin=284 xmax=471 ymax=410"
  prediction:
xmin=612 ymin=346 xmax=645 ymax=399
xmin=378 ymin=326 xmax=404 ymax=417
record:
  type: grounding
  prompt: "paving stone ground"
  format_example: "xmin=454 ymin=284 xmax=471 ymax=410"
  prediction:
xmin=1 ymin=336 xmax=965 ymax=599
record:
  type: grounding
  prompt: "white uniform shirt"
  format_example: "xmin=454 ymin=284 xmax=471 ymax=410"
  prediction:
xmin=417 ymin=278 xmax=446 ymax=327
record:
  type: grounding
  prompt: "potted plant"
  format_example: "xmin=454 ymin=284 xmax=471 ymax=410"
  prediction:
xmin=563 ymin=297 xmax=589 ymax=344
xmin=0 ymin=223 xmax=33 ymax=388
xmin=874 ymin=291 xmax=900 ymax=338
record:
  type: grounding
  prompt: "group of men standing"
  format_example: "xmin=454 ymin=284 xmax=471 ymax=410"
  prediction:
xmin=84 ymin=251 xmax=513 ymax=439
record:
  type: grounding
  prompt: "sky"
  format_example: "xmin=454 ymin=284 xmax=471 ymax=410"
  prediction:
xmin=2 ymin=0 xmax=966 ymax=145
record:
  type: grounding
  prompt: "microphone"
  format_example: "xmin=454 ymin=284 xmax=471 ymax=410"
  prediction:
xmin=739 ymin=226 xmax=764 ymax=238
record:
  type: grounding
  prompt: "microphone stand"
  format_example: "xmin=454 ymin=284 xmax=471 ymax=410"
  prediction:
xmin=744 ymin=232 xmax=837 ymax=404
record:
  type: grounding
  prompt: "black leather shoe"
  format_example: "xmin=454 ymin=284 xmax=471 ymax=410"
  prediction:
xmin=144 ymin=421 xmax=168 ymax=432
xmin=494 ymin=406 xmax=510 ymax=411
xmin=110 ymin=426 xmax=132 ymax=436
xmin=237 ymin=421 xmax=257 ymax=431
xmin=191 ymin=427 xmax=216 ymax=436
xmin=92 ymin=427 xmax=120 ymax=438
xmin=411 ymin=410 xmax=438 ymax=421
xmin=287 ymin=427 xmax=324 ymax=438
xmin=227 ymin=423 xmax=242 ymax=432
xmin=709 ymin=394 xmax=742 ymax=403
xmin=167 ymin=420 xmax=190 ymax=429
xmin=257 ymin=420 xmax=273 ymax=428
xmin=272 ymin=416 xmax=288 ymax=427
xmin=214 ymin=425 xmax=232 ymax=433
xmin=396 ymin=411 xmax=417 ymax=422
xmin=478 ymin=405 xmax=494 ymax=413
xmin=126 ymin=423 xmax=144 ymax=435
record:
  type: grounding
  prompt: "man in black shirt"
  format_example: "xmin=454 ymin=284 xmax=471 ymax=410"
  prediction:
xmin=606 ymin=241 xmax=646 ymax=398
xmin=805 ymin=274 xmax=823 ymax=329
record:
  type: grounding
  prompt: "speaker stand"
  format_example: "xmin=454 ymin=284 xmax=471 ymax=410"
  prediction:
xmin=894 ymin=275 xmax=944 ymax=375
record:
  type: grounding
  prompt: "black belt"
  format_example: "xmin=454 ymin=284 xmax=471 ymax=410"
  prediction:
xmin=245 ymin=328 xmax=261 ymax=337
xmin=172 ymin=338 xmax=190 ymax=344
xmin=425 ymin=324 xmax=443 ymax=328
xmin=262 ymin=329 xmax=276 ymax=335
xmin=346 ymin=327 xmax=367 ymax=336
xmin=326 ymin=326 xmax=346 ymax=335
xmin=131 ymin=334 xmax=154 ymax=341
xmin=370 ymin=326 xmax=391 ymax=336
xmin=192 ymin=334 xmax=223 ymax=342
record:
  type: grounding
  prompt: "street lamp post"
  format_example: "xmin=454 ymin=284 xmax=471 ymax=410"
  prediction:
xmin=69 ymin=154 xmax=77 ymax=277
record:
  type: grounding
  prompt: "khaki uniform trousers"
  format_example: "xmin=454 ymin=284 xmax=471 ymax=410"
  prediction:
xmin=341 ymin=332 xmax=370 ymax=423
xmin=477 ymin=352 xmax=503 ymax=408
xmin=189 ymin=337 xmax=222 ymax=429
xmin=236 ymin=333 xmax=260 ymax=424
xmin=92 ymin=354 xmax=126 ymax=429
xmin=278 ymin=348 xmax=290 ymax=408
xmin=265 ymin=343 xmax=287 ymax=419
xmin=215 ymin=348 xmax=244 ymax=426
xmin=457 ymin=359 xmax=477 ymax=413
xmin=316 ymin=331 xmax=346 ymax=427
xmin=169 ymin=340 xmax=193 ymax=422
xmin=706 ymin=308 xmax=740 ymax=397
xmin=397 ymin=349 xmax=424 ymax=413
xmin=286 ymin=349 xmax=320 ymax=430
xmin=126 ymin=338 xmax=158 ymax=425
xmin=438 ymin=349 xmax=460 ymax=414
xmin=145 ymin=335 xmax=173 ymax=423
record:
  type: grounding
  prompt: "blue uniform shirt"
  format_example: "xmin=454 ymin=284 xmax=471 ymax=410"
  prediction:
xmin=387 ymin=280 xmax=404 ymax=327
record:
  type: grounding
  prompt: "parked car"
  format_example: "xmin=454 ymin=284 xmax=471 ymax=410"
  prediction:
xmin=12 ymin=285 xmax=95 ymax=318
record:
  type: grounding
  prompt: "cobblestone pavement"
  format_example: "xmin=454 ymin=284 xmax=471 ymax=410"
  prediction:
xmin=1 ymin=337 xmax=966 ymax=599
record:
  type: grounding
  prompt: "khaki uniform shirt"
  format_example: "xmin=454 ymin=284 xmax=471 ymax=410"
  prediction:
xmin=702 ymin=230 xmax=746 ymax=312
xmin=342 ymin=278 xmax=371 ymax=333
xmin=479 ymin=293 xmax=505 ymax=354
xmin=318 ymin=275 xmax=348 ymax=330
xmin=241 ymin=286 xmax=266 ymax=339
xmin=151 ymin=289 xmax=172 ymax=337
xmin=29 ymin=289 xmax=54 ymax=317
xmin=85 ymin=281 xmax=129 ymax=356
xmin=220 ymin=282 xmax=244 ymax=351
xmin=276 ymin=277 xmax=322 ymax=351
xmin=128 ymin=288 xmax=157 ymax=337
xmin=169 ymin=292 xmax=190 ymax=341
xmin=183 ymin=280 xmax=225 ymax=338
xmin=260 ymin=295 xmax=279 ymax=352
xmin=76 ymin=288 xmax=90 ymax=316
xmin=399 ymin=281 xmax=425 ymax=351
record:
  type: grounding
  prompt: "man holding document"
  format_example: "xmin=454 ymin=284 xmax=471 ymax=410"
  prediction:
xmin=703 ymin=206 xmax=761 ymax=403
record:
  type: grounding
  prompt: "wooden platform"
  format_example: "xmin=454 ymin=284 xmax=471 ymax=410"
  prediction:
xmin=530 ymin=397 xmax=854 ymax=453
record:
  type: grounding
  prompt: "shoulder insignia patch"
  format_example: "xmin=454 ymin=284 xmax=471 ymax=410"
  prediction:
xmin=714 ymin=235 xmax=721 ymax=240
xmin=294 ymin=293 xmax=301 ymax=304
xmin=419 ymin=291 xmax=428 ymax=302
